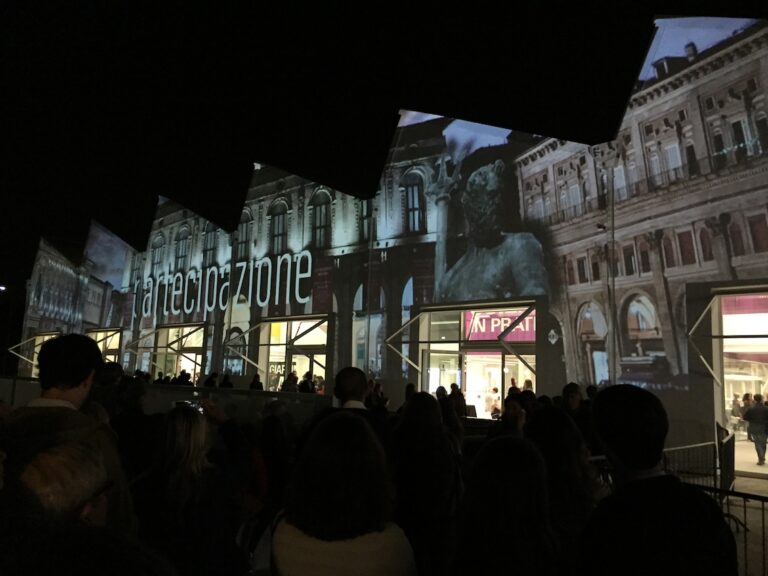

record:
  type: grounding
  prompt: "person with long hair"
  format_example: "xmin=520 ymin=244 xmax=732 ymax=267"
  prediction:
xmin=272 ymin=411 xmax=415 ymax=576
xmin=456 ymin=436 xmax=558 ymax=576
xmin=132 ymin=404 xmax=248 ymax=576
xmin=393 ymin=392 xmax=462 ymax=576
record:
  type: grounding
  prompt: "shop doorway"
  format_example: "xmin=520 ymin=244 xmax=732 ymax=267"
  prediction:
xmin=253 ymin=315 xmax=329 ymax=391
xmin=398 ymin=304 xmax=538 ymax=420
xmin=689 ymin=291 xmax=768 ymax=476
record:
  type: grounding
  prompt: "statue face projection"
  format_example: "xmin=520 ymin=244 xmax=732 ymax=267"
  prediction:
xmin=461 ymin=159 xmax=505 ymax=247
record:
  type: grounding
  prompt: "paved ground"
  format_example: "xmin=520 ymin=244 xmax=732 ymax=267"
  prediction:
xmin=735 ymin=435 xmax=768 ymax=487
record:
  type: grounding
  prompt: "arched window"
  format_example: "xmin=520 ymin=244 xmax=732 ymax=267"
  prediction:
xmin=729 ymin=222 xmax=746 ymax=257
xmin=627 ymin=295 xmax=659 ymax=337
xmin=311 ymin=191 xmax=331 ymax=248
xmin=270 ymin=201 xmax=288 ymax=254
xmin=151 ymin=234 xmax=165 ymax=276
xmin=236 ymin=210 xmax=252 ymax=260
xmin=662 ymin=235 xmax=676 ymax=267
xmin=202 ymin=222 xmax=217 ymax=268
xmin=699 ymin=228 xmax=714 ymax=262
xmin=175 ymin=226 xmax=190 ymax=271
xmin=402 ymin=172 xmax=425 ymax=234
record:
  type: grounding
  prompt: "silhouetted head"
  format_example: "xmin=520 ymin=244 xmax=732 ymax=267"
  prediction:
xmin=435 ymin=386 xmax=448 ymax=400
xmin=562 ymin=382 xmax=582 ymax=411
xmin=37 ymin=334 xmax=103 ymax=392
xmin=400 ymin=392 xmax=443 ymax=434
xmin=592 ymin=385 xmax=668 ymax=472
xmin=286 ymin=411 xmax=390 ymax=540
xmin=334 ymin=367 xmax=368 ymax=404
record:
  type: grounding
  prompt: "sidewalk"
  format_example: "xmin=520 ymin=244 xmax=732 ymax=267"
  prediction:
xmin=735 ymin=435 xmax=768 ymax=496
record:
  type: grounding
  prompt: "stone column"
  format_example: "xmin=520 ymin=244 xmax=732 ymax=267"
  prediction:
xmin=427 ymin=155 xmax=455 ymax=294
xmin=706 ymin=215 xmax=737 ymax=280
xmin=645 ymin=231 xmax=681 ymax=374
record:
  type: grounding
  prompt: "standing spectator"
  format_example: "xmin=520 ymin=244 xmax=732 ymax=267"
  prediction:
xmin=204 ymin=372 xmax=219 ymax=388
xmin=298 ymin=372 xmax=315 ymax=394
xmin=2 ymin=334 xmax=136 ymax=535
xmin=448 ymin=383 xmax=467 ymax=420
xmin=743 ymin=393 xmax=768 ymax=465
xmin=741 ymin=393 xmax=754 ymax=440
xmin=580 ymin=385 xmax=737 ymax=576
xmin=249 ymin=373 xmax=263 ymax=390
xmin=132 ymin=404 xmax=248 ymax=576
xmin=272 ymin=411 xmax=416 ymax=576
xmin=456 ymin=437 xmax=557 ymax=576
xmin=219 ymin=373 xmax=233 ymax=388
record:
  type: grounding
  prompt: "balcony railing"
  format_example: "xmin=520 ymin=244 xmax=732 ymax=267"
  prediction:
xmin=529 ymin=151 xmax=768 ymax=226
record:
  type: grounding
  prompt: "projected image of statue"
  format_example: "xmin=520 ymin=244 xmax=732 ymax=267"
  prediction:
xmin=434 ymin=157 xmax=548 ymax=302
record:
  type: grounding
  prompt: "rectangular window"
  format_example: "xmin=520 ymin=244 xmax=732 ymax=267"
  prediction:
xmin=640 ymin=246 xmax=651 ymax=273
xmin=407 ymin=185 xmax=423 ymax=233
xmin=272 ymin=214 xmax=287 ymax=254
xmin=591 ymin=257 xmax=601 ymax=281
xmin=202 ymin=230 xmax=216 ymax=267
xmin=566 ymin=260 xmax=576 ymax=285
xmin=747 ymin=214 xmax=768 ymax=253
xmin=705 ymin=96 xmax=715 ymax=110
xmin=175 ymin=237 xmax=189 ymax=270
xmin=237 ymin=221 xmax=251 ymax=260
xmin=577 ymin=257 xmax=588 ymax=283
xmin=623 ymin=245 xmax=636 ymax=276
xmin=732 ymin=120 xmax=749 ymax=162
xmin=569 ymin=184 xmax=581 ymax=213
xmin=649 ymin=154 xmax=662 ymax=186
xmin=678 ymin=109 xmax=687 ymax=122
xmin=644 ymin=124 xmax=655 ymax=136
xmin=677 ymin=230 xmax=697 ymax=265
xmin=313 ymin=203 xmax=330 ymax=248
xmin=665 ymin=143 xmax=682 ymax=181
xmin=361 ymin=199 xmax=373 ymax=242
xmin=613 ymin=165 xmax=627 ymax=200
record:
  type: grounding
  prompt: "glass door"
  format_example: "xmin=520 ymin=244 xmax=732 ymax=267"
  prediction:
xmin=503 ymin=353 xmax=537 ymax=393
xmin=465 ymin=351 xmax=503 ymax=419
xmin=423 ymin=350 xmax=461 ymax=395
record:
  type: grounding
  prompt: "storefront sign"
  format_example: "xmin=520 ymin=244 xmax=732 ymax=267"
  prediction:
xmin=464 ymin=308 xmax=536 ymax=342
xmin=134 ymin=250 xmax=313 ymax=321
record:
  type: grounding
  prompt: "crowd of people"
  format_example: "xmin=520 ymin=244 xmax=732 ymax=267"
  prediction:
xmin=0 ymin=334 xmax=739 ymax=575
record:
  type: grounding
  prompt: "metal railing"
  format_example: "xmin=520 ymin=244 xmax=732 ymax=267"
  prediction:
xmin=699 ymin=485 xmax=768 ymax=576
xmin=531 ymin=152 xmax=768 ymax=226
xmin=590 ymin=437 xmax=765 ymax=576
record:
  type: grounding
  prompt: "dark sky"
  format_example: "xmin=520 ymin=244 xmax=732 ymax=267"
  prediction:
xmin=2 ymin=1 xmax=767 ymax=297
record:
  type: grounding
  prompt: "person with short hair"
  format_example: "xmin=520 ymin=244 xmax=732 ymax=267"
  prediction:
xmin=2 ymin=334 xmax=136 ymax=534
xmin=580 ymin=385 xmax=737 ymax=576
xmin=743 ymin=392 xmax=768 ymax=465
xmin=334 ymin=366 xmax=369 ymax=408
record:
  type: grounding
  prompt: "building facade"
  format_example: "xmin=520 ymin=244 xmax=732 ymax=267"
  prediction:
xmin=18 ymin=21 xmax=768 ymax=439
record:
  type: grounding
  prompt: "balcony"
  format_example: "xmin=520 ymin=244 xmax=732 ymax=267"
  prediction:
xmin=527 ymin=151 xmax=768 ymax=226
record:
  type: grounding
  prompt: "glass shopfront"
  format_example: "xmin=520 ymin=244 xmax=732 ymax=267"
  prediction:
xmin=394 ymin=304 xmax=537 ymax=419
xmin=719 ymin=294 xmax=768 ymax=409
xmin=125 ymin=324 xmax=206 ymax=382
xmin=86 ymin=328 xmax=122 ymax=364
xmin=256 ymin=315 xmax=328 ymax=391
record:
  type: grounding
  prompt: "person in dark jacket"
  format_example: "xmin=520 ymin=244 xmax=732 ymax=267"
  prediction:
xmin=743 ymin=392 xmax=768 ymax=465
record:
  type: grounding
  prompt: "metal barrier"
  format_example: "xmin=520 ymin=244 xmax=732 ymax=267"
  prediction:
xmin=697 ymin=485 xmax=768 ymax=576
xmin=663 ymin=441 xmax=718 ymax=488
xmin=589 ymin=440 xmax=765 ymax=576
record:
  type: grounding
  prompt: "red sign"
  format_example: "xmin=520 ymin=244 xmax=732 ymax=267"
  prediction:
xmin=464 ymin=309 xmax=536 ymax=342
